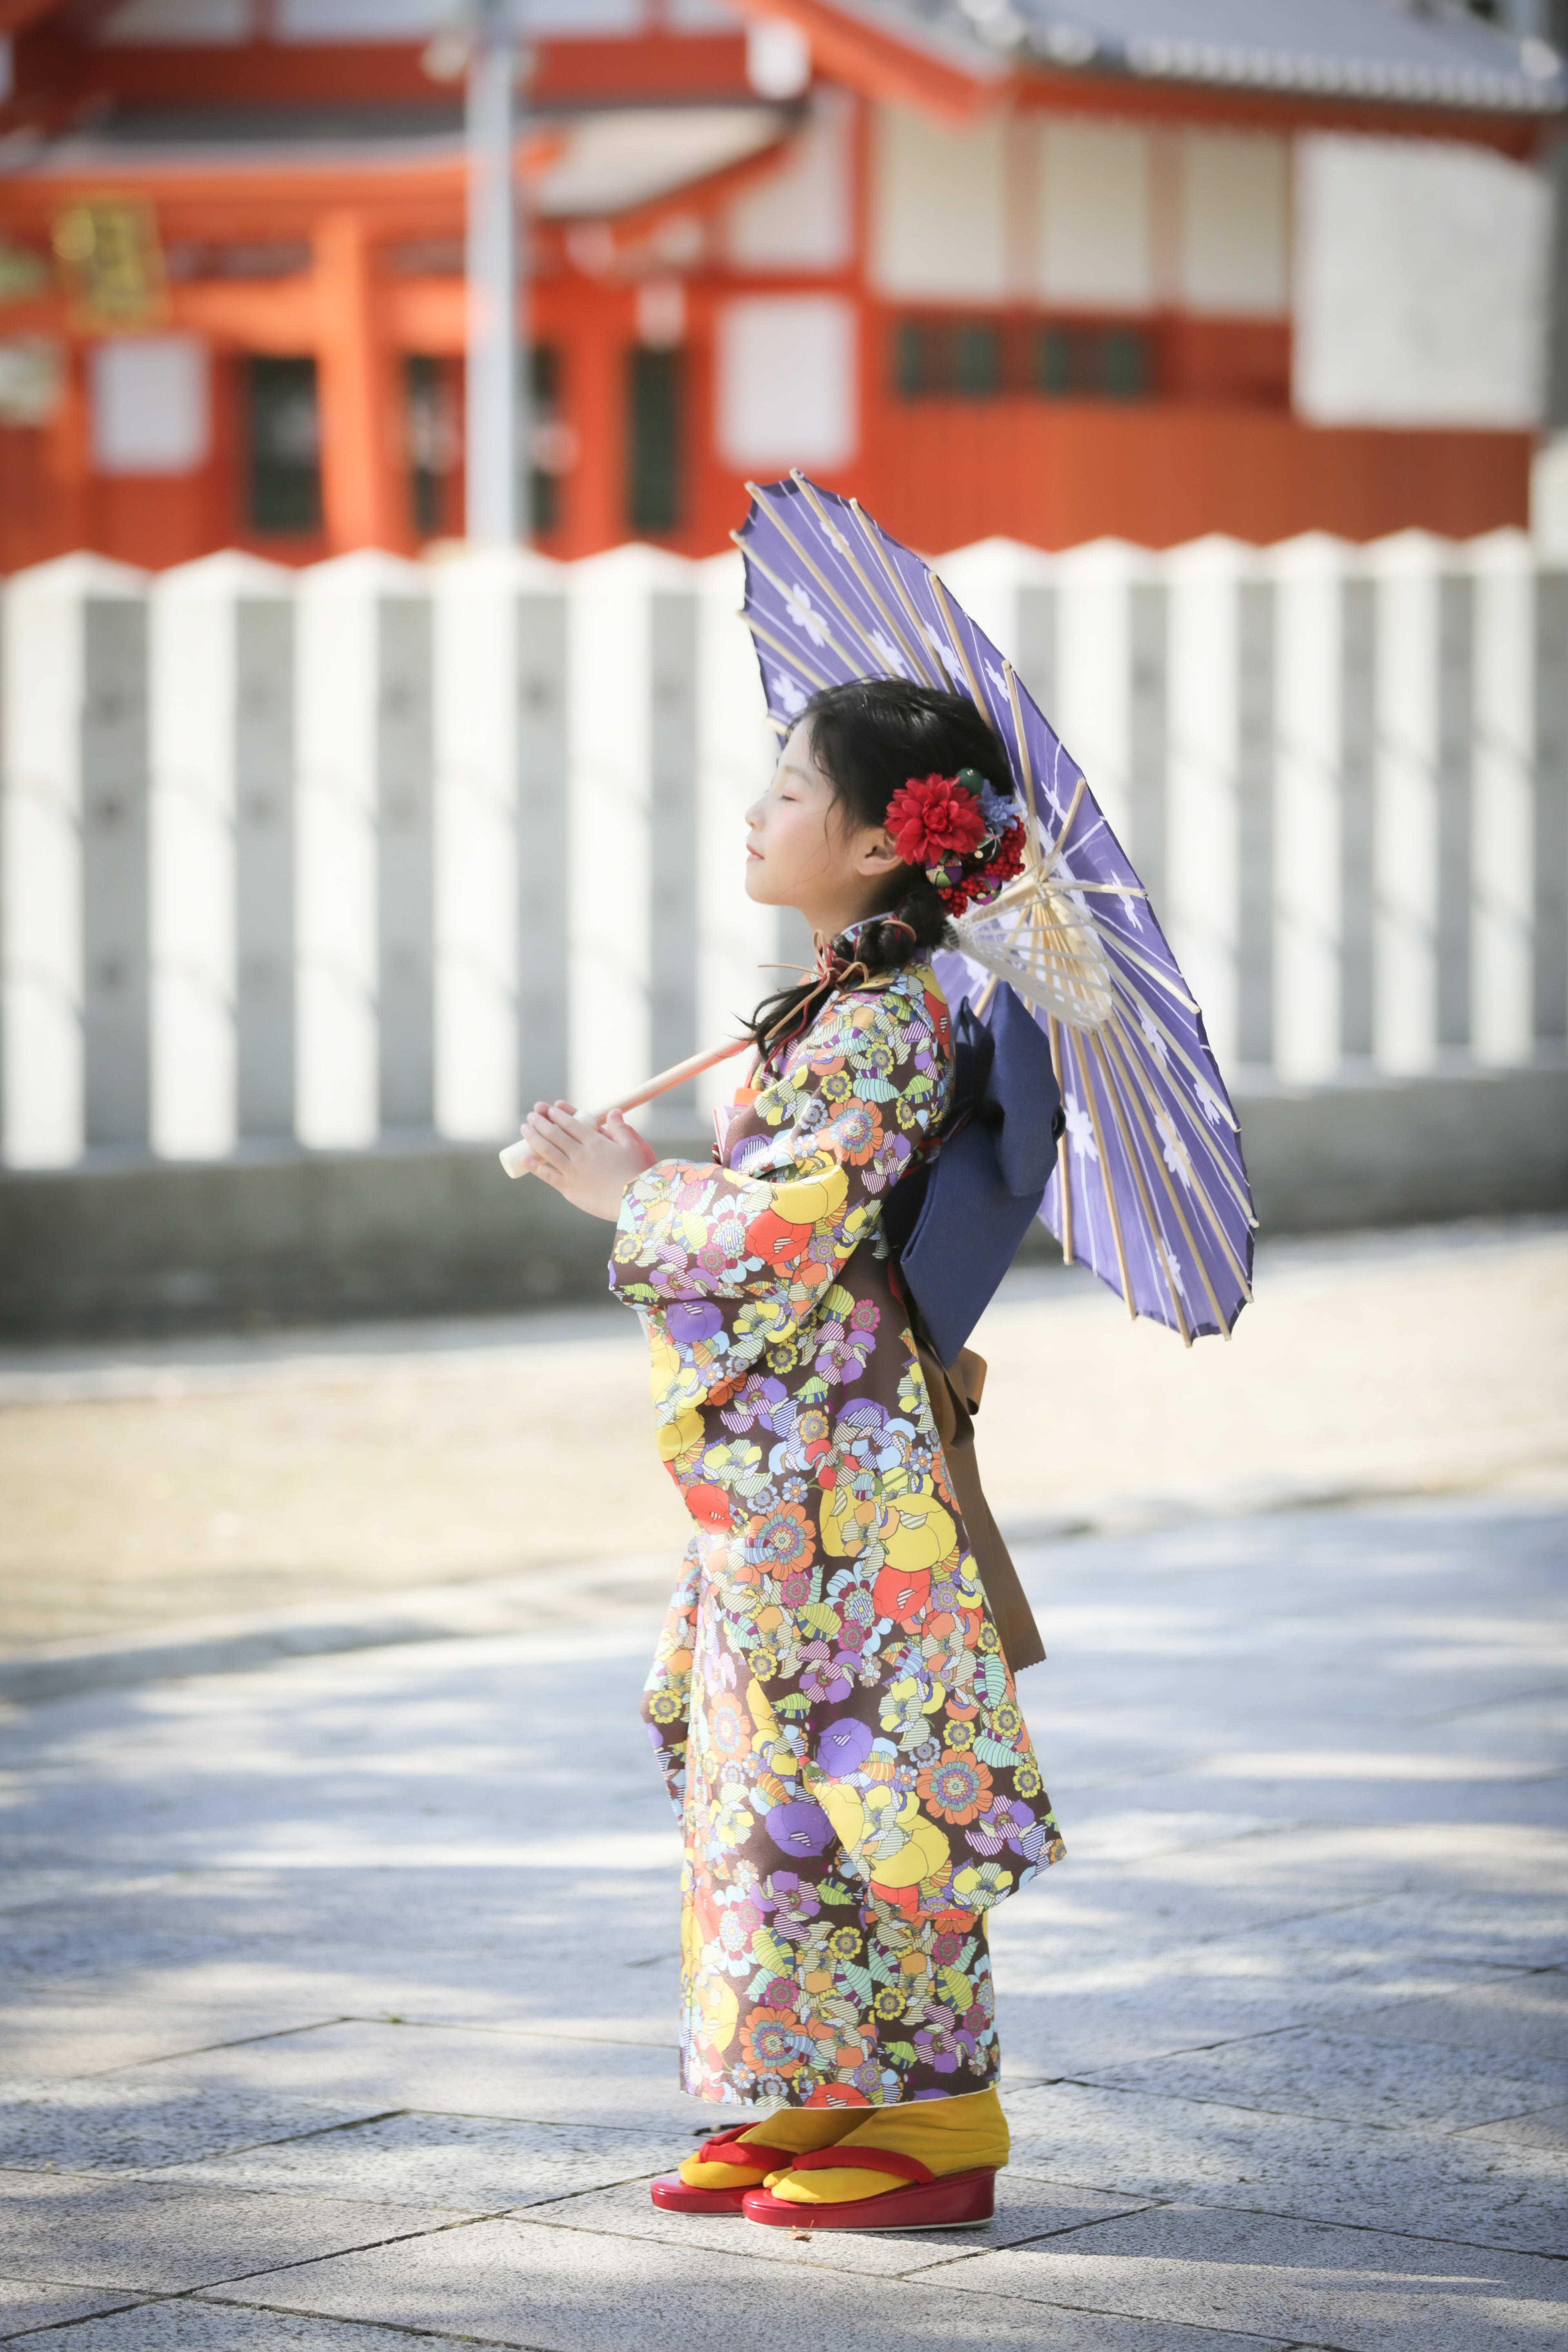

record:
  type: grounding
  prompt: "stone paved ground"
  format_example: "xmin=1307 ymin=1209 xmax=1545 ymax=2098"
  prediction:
xmin=1 ymin=1492 xmax=1564 ymax=2348
xmin=0 ymin=1221 xmax=1565 ymax=2347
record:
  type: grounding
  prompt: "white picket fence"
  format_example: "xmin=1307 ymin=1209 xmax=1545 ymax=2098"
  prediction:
xmin=1 ymin=530 xmax=1564 ymax=1172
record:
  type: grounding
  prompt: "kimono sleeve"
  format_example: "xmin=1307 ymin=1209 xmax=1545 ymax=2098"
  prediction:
xmin=608 ymin=984 xmax=941 ymax=1314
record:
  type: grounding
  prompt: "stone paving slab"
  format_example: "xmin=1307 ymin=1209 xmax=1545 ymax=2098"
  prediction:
xmin=4 ymin=2303 xmax=464 ymax=2350
xmin=998 ymin=1890 xmax=1568 ymax=1999
xmin=994 ymin=1964 xmax=1539 ymax=2074
xmin=62 ymin=2021 xmax=698 ymax=2138
xmin=0 ymin=1875 xmax=685 ymax=2052
xmin=521 ymin=2168 xmax=1158 ymax=2281
xmin=942 ymin=2201 xmax=1568 ymax=2352
xmin=1005 ymin=2076 xmax=1567 ymax=2255
xmin=160 ymin=2110 xmax=699 ymax=2212
xmin=0 ymin=1984 xmax=357 ymax=2087
xmin=1080 ymin=2020 xmax=1568 ymax=2131
xmin=1063 ymin=1768 xmax=1568 ymax=1832
xmin=0 ymin=2172 xmax=458 ymax=2294
xmin=204 ymin=2213 xmax=1293 ymax=2352
xmin=1462 ymin=2101 xmax=1568 ymax=2149
xmin=1285 ymin=1884 xmax=1568 ymax=1975
xmin=1344 ymin=1969 xmax=1568 ymax=2060
xmin=0 ymin=2081 xmax=376 ymax=2175
xmin=0 ymin=2281 xmax=147 ymax=2341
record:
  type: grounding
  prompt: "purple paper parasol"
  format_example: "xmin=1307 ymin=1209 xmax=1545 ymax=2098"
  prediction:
xmin=735 ymin=471 xmax=1256 ymax=1343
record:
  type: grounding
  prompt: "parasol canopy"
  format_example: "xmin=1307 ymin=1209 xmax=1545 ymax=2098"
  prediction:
xmin=735 ymin=472 xmax=1256 ymax=1344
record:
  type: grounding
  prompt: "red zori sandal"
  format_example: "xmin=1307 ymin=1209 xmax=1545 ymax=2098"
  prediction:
xmin=741 ymin=2146 xmax=996 ymax=2231
xmin=648 ymin=2138 xmax=797 ymax=2215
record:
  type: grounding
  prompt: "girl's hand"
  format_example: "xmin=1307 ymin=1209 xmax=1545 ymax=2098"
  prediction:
xmin=519 ymin=1102 xmax=656 ymax=1221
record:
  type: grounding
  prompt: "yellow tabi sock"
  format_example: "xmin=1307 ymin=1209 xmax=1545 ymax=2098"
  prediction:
xmin=769 ymin=2085 xmax=1009 ymax=2205
xmin=677 ymin=2104 xmax=862 ymax=2191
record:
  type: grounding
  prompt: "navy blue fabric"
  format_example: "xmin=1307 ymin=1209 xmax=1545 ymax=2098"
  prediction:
xmin=884 ymin=984 xmax=1065 ymax=1367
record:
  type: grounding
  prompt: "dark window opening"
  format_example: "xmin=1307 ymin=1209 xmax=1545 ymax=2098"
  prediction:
xmin=628 ymin=346 xmax=683 ymax=535
xmin=405 ymin=345 xmax=564 ymax=541
xmin=245 ymin=355 xmax=321 ymax=533
xmin=954 ymin=321 xmax=1002 ymax=398
xmin=894 ymin=318 xmax=924 ymax=399
xmin=1032 ymin=321 xmax=1150 ymax=401
xmin=895 ymin=318 xmax=1002 ymax=399
xmin=1102 ymin=327 xmax=1147 ymax=401
xmin=528 ymin=342 xmax=561 ymax=537
xmin=1034 ymin=324 xmax=1072 ymax=397
xmin=893 ymin=314 xmax=1155 ymax=404
xmin=406 ymin=354 xmax=459 ymax=539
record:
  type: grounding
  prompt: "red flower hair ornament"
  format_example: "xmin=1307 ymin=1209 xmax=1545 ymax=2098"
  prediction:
xmin=885 ymin=766 xmax=1027 ymax=918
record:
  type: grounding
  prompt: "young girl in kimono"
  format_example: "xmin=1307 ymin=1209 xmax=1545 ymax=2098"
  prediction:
xmin=520 ymin=678 xmax=1063 ymax=2232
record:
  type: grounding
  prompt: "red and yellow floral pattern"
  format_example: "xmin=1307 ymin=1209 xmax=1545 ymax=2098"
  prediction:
xmin=610 ymin=939 xmax=1063 ymax=2108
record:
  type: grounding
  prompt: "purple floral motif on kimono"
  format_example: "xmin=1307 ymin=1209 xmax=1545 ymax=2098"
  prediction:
xmin=609 ymin=939 xmax=1064 ymax=2108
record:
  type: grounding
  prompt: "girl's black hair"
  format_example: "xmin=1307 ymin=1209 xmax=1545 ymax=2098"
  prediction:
xmin=747 ymin=678 xmax=1013 ymax=1062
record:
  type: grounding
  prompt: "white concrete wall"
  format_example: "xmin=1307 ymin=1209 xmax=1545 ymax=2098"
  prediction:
xmin=1177 ymin=131 xmax=1289 ymax=317
xmin=3 ymin=529 xmax=1564 ymax=1171
xmin=1294 ymin=134 xmax=1550 ymax=429
xmin=869 ymin=105 xmax=1009 ymax=301
xmin=1036 ymin=119 xmax=1154 ymax=310
xmin=863 ymin=105 xmax=1548 ymax=443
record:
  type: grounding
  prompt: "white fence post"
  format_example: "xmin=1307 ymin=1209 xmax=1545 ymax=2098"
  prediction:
xmin=1468 ymin=530 xmax=1536 ymax=1068
xmin=1537 ymin=568 xmax=1568 ymax=1053
xmin=149 ymin=551 xmax=294 ymax=1160
xmin=430 ymin=545 xmax=566 ymax=1141
xmin=295 ymin=550 xmax=430 ymax=1150
xmin=1163 ymin=537 xmax=1251 ymax=1074
xmin=234 ymin=564 xmax=296 ymax=1142
xmin=1050 ymin=540 xmax=1160 ymax=860
xmin=1368 ymin=531 xmax=1458 ymax=1075
xmin=566 ymin=544 xmax=697 ymax=1120
xmin=931 ymin=537 xmax=1059 ymax=721
xmin=2 ymin=553 xmax=148 ymax=1168
xmin=695 ymin=550 xmax=778 ymax=1112
xmin=1271 ymin=534 xmax=1352 ymax=1085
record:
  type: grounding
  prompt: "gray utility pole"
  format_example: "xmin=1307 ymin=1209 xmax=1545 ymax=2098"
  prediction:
xmin=465 ymin=0 xmax=528 ymax=542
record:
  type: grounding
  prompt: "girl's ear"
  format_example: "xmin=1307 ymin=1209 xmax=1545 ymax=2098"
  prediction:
xmin=856 ymin=825 xmax=902 ymax=877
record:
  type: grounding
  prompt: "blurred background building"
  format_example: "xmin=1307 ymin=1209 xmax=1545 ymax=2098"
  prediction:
xmin=1 ymin=0 xmax=1566 ymax=1335
xmin=0 ymin=0 xmax=1565 ymax=573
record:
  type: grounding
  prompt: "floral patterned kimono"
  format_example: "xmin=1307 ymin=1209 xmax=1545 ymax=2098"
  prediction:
xmin=609 ymin=934 xmax=1064 ymax=2109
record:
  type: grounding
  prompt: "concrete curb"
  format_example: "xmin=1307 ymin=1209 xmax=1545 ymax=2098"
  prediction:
xmin=1 ymin=1063 xmax=1564 ymax=1339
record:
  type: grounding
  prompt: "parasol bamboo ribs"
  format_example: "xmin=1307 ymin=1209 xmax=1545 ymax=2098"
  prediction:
xmin=844 ymin=495 xmax=951 ymax=689
xmin=730 ymin=538 xmax=862 ymax=676
xmin=1100 ymin=1018 xmax=1236 ymax=1334
xmin=1088 ymin=1028 xmax=1192 ymax=1345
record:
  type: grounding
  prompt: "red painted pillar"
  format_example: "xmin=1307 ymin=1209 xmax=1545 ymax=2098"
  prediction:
xmin=45 ymin=342 xmax=92 ymax=557
xmin=567 ymin=306 xmax=624 ymax=557
xmin=313 ymin=209 xmax=408 ymax=555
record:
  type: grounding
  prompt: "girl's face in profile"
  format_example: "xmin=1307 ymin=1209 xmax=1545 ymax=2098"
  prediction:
xmin=744 ymin=719 xmax=898 ymax=935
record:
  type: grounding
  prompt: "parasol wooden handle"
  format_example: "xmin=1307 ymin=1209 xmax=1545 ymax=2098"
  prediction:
xmin=499 ymin=1034 xmax=755 ymax=1178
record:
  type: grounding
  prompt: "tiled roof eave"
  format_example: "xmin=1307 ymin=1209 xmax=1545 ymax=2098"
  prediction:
xmin=1109 ymin=38 xmax=1568 ymax=112
xmin=828 ymin=0 xmax=1568 ymax=118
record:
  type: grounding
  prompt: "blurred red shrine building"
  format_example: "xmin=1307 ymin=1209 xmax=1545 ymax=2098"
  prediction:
xmin=0 ymin=0 xmax=1561 ymax=573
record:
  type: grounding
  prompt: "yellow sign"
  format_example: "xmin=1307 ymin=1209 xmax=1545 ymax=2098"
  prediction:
xmin=52 ymin=198 xmax=167 ymax=330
